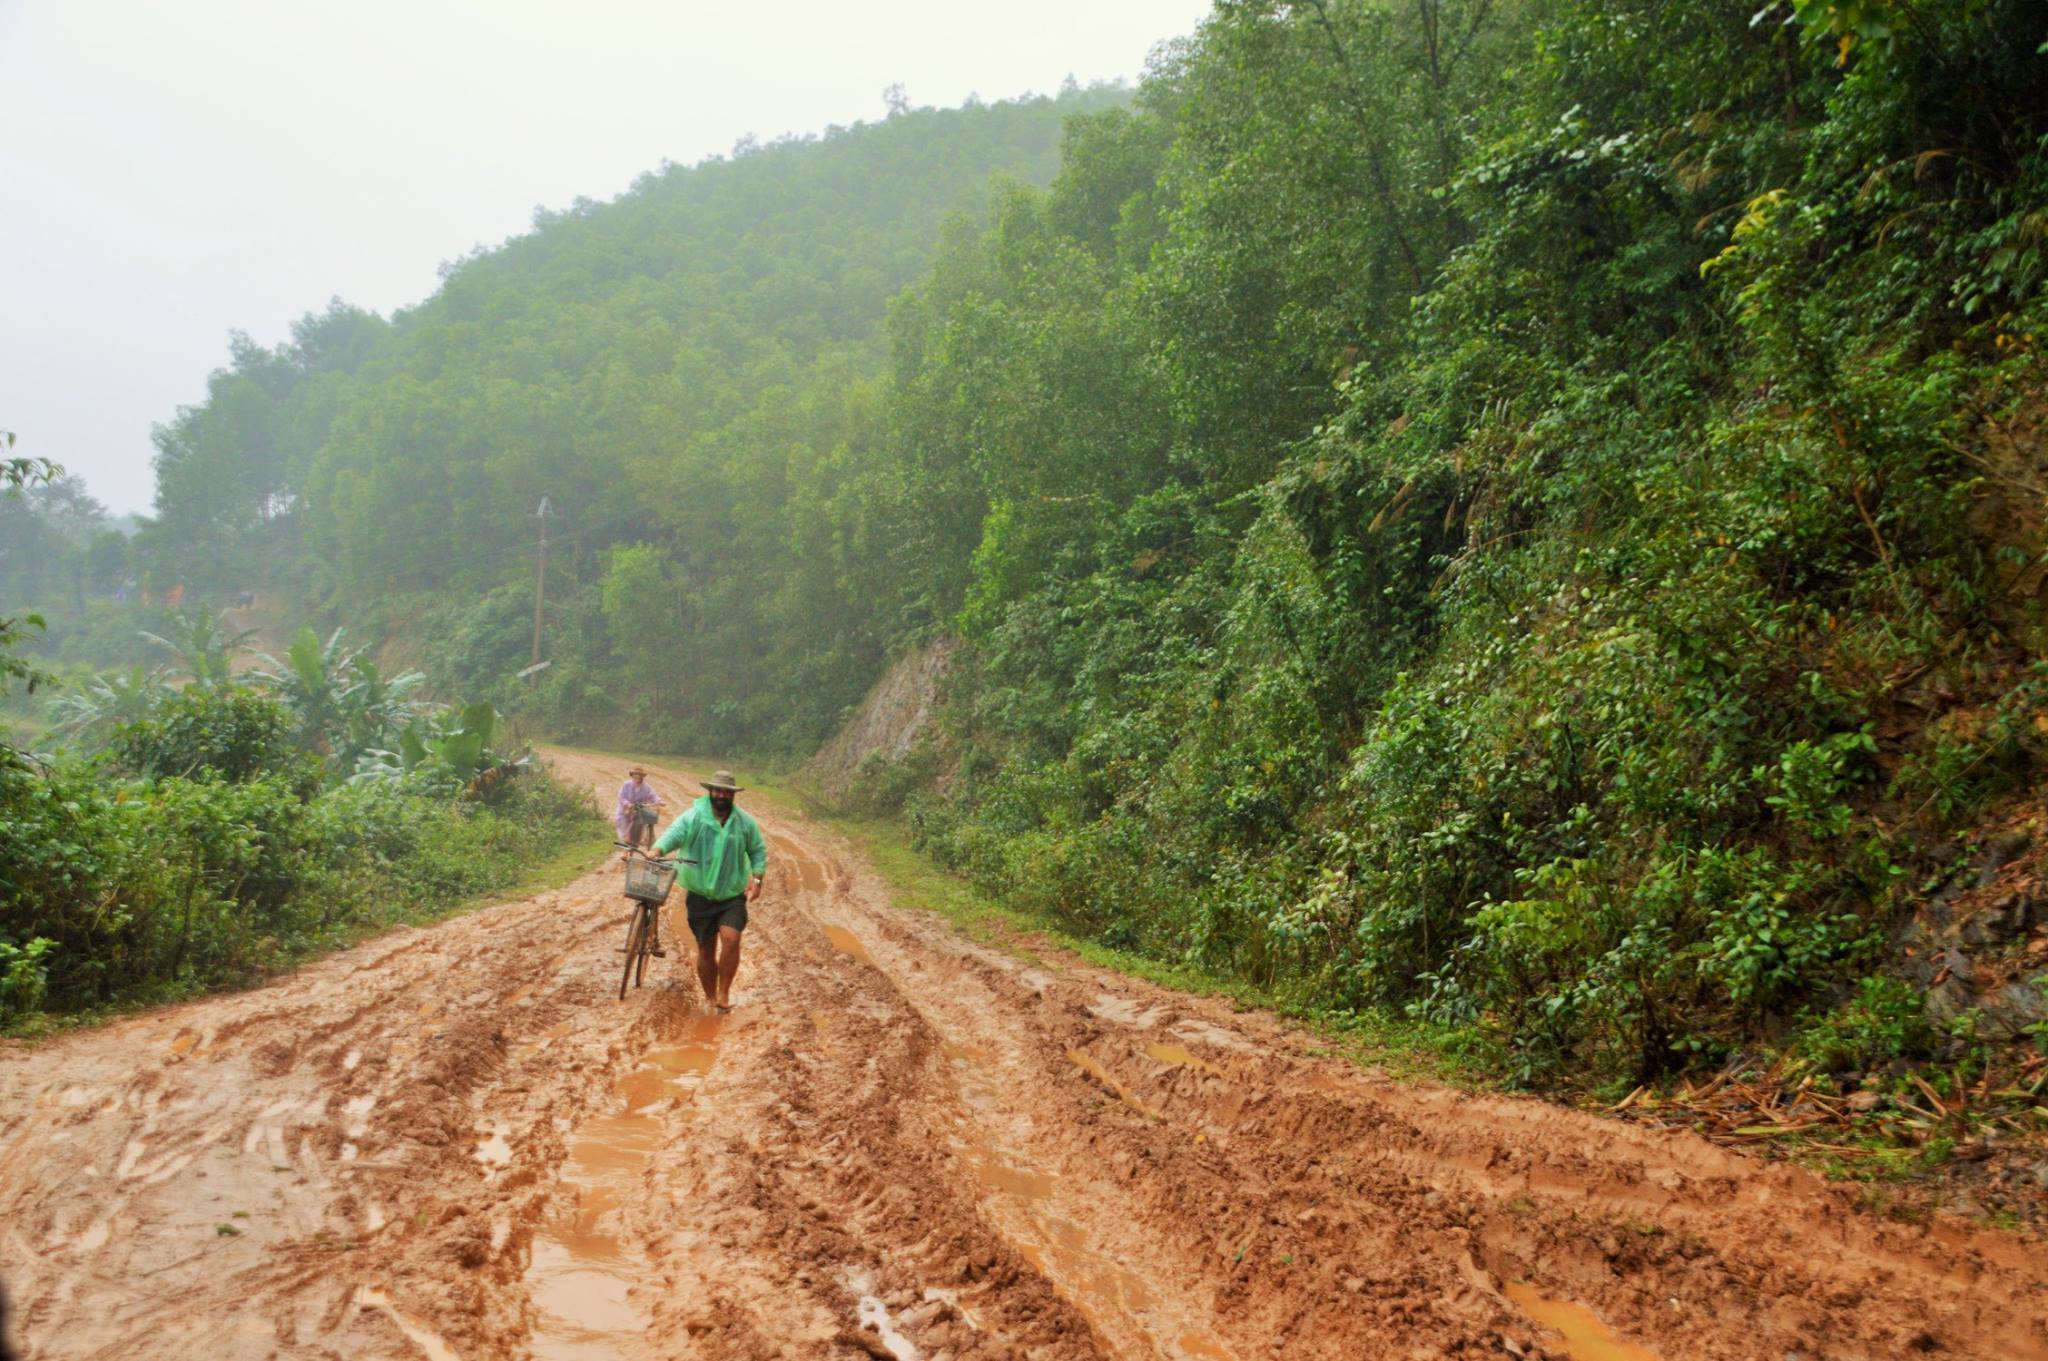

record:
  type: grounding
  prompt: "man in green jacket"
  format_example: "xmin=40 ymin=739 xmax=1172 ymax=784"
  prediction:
xmin=653 ymin=769 xmax=768 ymax=1012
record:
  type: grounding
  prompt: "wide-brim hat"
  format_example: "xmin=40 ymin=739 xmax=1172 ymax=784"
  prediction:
xmin=703 ymin=769 xmax=744 ymax=792
xmin=628 ymin=765 xmax=648 ymax=777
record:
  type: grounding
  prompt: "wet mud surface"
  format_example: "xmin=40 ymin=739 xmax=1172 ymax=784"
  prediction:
xmin=4 ymin=748 xmax=2047 ymax=1359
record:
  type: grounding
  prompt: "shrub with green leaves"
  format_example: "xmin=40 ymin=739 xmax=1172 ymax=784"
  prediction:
xmin=1 ymin=647 xmax=598 ymax=1026
xmin=1796 ymin=977 xmax=1940 ymax=1074
xmin=108 ymin=685 xmax=318 ymax=791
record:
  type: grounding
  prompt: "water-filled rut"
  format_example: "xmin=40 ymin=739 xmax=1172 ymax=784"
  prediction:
xmin=2 ymin=747 xmax=2045 ymax=1360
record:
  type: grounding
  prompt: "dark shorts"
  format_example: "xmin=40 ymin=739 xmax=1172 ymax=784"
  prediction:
xmin=684 ymin=891 xmax=748 ymax=947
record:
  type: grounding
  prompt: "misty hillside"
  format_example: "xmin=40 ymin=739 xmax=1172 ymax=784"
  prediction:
xmin=124 ymin=85 xmax=1126 ymax=744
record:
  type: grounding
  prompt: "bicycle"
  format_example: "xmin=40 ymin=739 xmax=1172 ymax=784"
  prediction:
xmin=614 ymin=843 xmax=694 ymax=1000
xmin=623 ymin=798 xmax=662 ymax=852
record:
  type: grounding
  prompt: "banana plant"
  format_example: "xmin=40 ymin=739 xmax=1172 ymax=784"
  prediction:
xmin=353 ymin=701 xmax=529 ymax=799
xmin=138 ymin=608 xmax=255 ymax=689
xmin=338 ymin=655 xmax=427 ymax=763
xmin=250 ymin=627 xmax=427 ymax=758
xmin=45 ymin=665 xmax=171 ymax=747
xmin=250 ymin=627 xmax=358 ymax=753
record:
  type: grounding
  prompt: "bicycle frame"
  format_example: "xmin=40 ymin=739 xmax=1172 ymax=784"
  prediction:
xmin=614 ymin=843 xmax=694 ymax=999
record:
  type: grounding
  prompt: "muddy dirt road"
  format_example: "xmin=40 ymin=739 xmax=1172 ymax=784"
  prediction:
xmin=4 ymin=750 xmax=2046 ymax=1361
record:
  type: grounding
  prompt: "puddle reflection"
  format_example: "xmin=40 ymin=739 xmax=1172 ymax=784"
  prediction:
xmin=1505 ymin=1283 xmax=1662 ymax=1361
xmin=474 ymin=1124 xmax=513 ymax=1168
xmin=823 ymin=925 xmax=869 ymax=961
xmin=1145 ymin=1042 xmax=1219 ymax=1076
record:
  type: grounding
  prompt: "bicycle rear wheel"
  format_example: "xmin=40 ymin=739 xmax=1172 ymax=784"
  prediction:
xmin=619 ymin=905 xmax=648 ymax=1001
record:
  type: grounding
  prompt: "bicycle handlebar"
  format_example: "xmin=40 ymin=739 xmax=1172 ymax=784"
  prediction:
xmin=613 ymin=841 xmax=697 ymax=865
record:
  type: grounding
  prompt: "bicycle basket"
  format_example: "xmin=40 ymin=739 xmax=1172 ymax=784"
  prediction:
xmin=622 ymin=858 xmax=677 ymax=905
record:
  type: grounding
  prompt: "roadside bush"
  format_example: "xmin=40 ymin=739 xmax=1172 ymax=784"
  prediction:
xmin=0 ymin=711 xmax=600 ymax=1027
xmin=121 ymin=773 xmax=322 ymax=992
xmin=109 ymin=685 xmax=319 ymax=791
xmin=2 ymin=766 xmax=317 ymax=1011
xmin=0 ymin=757 xmax=133 ymax=1013
xmin=316 ymin=769 xmax=594 ymax=909
xmin=1796 ymin=977 xmax=1940 ymax=1074
xmin=0 ymin=937 xmax=54 ymax=1021
xmin=840 ymin=742 xmax=944 ymax=817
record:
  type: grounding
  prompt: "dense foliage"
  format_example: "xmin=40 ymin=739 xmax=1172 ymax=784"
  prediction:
xmin=104 ymin=1 xmax=2048 ymax=1084
xmin=889 ymin=0 xmax=2048 ymax=1084
xmin=0 ymin=610 xmax=597 ymax=1028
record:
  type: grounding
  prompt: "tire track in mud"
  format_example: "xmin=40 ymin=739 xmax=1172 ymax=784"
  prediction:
xmin=2 ymin=748 xmax=2045 ymax=1361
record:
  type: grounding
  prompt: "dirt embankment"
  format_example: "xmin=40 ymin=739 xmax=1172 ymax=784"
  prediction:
xmin=805 ymin=639 xmax=953 ymax=800
xmin=3 ymin=748 xmax=2045 ymax=1361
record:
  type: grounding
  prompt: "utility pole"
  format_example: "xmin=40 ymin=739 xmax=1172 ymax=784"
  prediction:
xmin=530 ymin=496 xmax=553 ymax=679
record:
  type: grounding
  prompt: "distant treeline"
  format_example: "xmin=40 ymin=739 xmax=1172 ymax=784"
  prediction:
xmin=122 ymin=2 xmax=2048 ymax=1081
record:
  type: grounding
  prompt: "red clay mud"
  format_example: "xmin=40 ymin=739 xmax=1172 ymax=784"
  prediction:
xmin=3 ymin=748 xmax=2045 ymax=1359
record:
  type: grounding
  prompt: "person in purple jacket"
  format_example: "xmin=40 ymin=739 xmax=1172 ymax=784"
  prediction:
xmin=615 ymin=766 xmax=663 ymax=851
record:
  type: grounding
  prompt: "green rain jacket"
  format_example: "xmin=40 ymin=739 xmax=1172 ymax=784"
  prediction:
xmin=654 ymin=796 xmax=768 ymax=901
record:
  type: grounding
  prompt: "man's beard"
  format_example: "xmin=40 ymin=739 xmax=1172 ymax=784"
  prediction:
xmin=710 ymin=795 xmax=733 ymax=813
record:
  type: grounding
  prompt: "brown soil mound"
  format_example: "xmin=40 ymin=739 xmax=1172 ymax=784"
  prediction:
xmin=2 ymin=748 xmax=2044 ymax=1360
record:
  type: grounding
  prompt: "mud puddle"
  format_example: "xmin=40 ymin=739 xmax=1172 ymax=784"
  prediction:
xmin=1505 ymin=1283 xmax=1662 ymax=1361
xmin=774 ymin=832 xmax=831 ymax=894
xmin=1144 ymin=1042 xmax=1219 ymax=1076
xmin=474 ymin=1122 xmax=514 ymax=1170
xmin=850 ymin=1268 xmax=923 ymax=1360
xmin=823 ymin=923 xmax=870 ymax=961
xmin=944 ymin=1038 xmax=1233 ymax=1359
xmin=526 ymin=1014 xmax=723 ymax=1359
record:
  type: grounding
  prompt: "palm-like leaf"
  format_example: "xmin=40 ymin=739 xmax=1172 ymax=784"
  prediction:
xmin=349 ymin=701 xmax=525 ymax=798
xmin=339 ymin=656 xmax=427 ymax=760
xmin=45 ymin=666 xmax=170 ymax=745
xmin=250 ymin=626 xmax=366 ymax=753
xmin=138 ymin=608 xmax=255 ymax=688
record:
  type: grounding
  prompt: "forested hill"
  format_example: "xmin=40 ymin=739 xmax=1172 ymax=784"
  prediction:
xmin=134 ymin=0 xmax=2048 ymax=1099
xmin=141 ymin=84 xmax=1126 ymax=746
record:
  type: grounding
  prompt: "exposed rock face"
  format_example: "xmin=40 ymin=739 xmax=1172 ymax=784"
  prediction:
xmin=806 ymin=638 xmax=956 ymax=800
xmin=1898 ymin=821 xmax=2048 ymax=1037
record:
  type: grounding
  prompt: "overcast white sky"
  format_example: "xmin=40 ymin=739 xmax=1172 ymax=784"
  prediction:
xmin=0 ymin=0 xmax=1211 ymax=514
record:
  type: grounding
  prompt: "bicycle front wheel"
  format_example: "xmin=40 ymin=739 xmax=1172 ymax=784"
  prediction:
xmin=635 ymin=909 xmax=655 ymax=989
xmin=619 ymin=906 xmax=648 ymax=1001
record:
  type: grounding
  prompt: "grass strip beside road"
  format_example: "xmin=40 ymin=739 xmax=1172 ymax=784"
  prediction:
xmin=553 ymin=745 xmax=1489 ymax=1090
xmin=548 ymin=745 xmax=2045 ymax=1221
xmin=498 ymin=822 xmax=617 ymax=901
xmin=827 ymin=806 xmax=1491 ymax=1088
